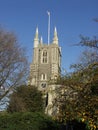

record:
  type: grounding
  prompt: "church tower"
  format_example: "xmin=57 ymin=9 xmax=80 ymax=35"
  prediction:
xmin=28 ymin=27 xmax=61 ymax=91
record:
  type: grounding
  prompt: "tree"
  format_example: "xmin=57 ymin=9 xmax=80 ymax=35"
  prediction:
xmin=55 ymin=35 xmax=98 ymax=130
xmin=0 ymin=28 xmax=28 ymax=101
xmin=7 ymin=85 xmax=44 ymax=113
xmin=55 ymin=67 xmax=98 ymax=129
xmin=75 ymin=35 xmax=98 ymax=49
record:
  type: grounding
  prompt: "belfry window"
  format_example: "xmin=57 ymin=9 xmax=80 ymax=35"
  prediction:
xmin=42 ymin=50 xmax=47 ymax=63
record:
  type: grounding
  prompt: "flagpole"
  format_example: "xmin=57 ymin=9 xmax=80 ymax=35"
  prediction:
xmin=47 ymin=11 xmax=50 ymax=45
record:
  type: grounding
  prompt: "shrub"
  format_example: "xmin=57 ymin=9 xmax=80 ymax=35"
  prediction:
xmin=0 ymin=112 xmax=59 ymax=130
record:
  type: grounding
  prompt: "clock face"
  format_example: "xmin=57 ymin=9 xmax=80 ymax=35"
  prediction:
xmin=41 ymin=83 xmax=46 ymax=88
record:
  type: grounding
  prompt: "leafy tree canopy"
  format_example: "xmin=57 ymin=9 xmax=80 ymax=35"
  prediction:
xmin=55 ymin=35 xmax=98 ymax=130
xmin=7 ymin=85 xmax=44 ymax=113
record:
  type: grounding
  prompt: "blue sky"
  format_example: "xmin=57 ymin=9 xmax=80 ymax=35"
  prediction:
xmin=0 ymin=0 xmax=98 ymax=72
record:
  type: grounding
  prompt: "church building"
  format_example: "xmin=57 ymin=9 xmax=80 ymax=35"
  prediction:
xmin=28 ymin=27 xmax=61 ymax=91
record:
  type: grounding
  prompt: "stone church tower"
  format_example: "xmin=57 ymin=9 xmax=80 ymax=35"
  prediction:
xmin=28 ymin=27 xmax=61 ymax=91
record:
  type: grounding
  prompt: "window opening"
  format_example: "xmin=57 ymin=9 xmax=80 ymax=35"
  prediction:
xmin=42 ymin=50 xmax=47 ymax=63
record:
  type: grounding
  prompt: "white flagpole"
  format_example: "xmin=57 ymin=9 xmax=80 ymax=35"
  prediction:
xmin=47 ymin=11 xmax=50 ymax=45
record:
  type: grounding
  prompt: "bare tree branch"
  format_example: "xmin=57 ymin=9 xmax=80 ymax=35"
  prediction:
xmin=0 ymin=28 xmax=29 ymax=102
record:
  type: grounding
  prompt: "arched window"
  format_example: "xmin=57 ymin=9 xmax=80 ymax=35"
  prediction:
xmin=42 ymin=50 xmax=47 ymax=63
xmin=41 ymin=73 xmax=47 ymax=80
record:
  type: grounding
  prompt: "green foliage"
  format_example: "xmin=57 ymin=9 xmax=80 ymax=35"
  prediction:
xmin=55 ymin=63 xmax=98 ymax=130
xmin=7 ymin=85 xmax=44 ymax=113
xmin=0 ymin=112 xmax=59 ymax=130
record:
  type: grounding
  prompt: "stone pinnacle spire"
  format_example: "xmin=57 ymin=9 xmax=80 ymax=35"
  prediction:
xmin=34 ymin=27 xmax=39 ymax=47
xmin=35 ymin=27 xmax=39 ymax=39
xmin=53 ymin=27 xmax=58 ymax=44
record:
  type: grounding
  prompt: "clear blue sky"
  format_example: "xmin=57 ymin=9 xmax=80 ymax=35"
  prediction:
xmin=0 ymin=0 xmax=98 ymax=72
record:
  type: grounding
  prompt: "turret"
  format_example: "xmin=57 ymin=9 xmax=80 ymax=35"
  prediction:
xmin=53 ymin=27 xmax=58 ymax=44
xmin=34 ymin=27 xmax=39 ymax=47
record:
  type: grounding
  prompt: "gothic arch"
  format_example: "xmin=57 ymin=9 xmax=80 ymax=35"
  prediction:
xmin=41 ymin=50 xmax=48 ymax=63
xmin=41 ymin=73 xmax=47 ymax=80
